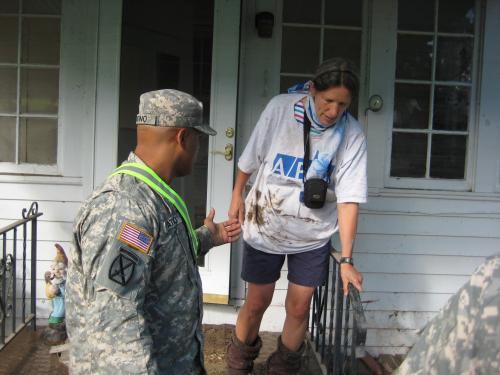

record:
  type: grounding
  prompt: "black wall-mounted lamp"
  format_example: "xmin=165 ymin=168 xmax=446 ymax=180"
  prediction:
xmin=255 ymin=11 xmax=274 ymax=38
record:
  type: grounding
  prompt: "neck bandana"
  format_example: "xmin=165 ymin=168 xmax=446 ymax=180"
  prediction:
xmin=288 ymin=80 xmax=349 ymax=181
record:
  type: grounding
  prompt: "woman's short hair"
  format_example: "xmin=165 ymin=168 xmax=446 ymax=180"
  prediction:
xmin=312 ymin=58 xmax=359 ymax=99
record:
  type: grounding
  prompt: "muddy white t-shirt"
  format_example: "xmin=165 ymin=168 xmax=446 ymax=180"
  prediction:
xmin=238 ymin=93 xmax=367 ymax=254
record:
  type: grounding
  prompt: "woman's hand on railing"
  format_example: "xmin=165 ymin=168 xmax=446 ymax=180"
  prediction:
xmin=340 ymin=263 xmax=363 ymax=295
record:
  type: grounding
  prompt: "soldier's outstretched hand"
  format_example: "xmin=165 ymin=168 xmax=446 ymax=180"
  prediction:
xmin=204 ymin=208 xmax=242 ymax=246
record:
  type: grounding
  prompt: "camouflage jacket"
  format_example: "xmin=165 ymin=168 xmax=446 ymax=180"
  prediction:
xmin=66 ymin=153 xmax=213 ymax=374
xmin=395 ymin=253 xmax=500 ymax=375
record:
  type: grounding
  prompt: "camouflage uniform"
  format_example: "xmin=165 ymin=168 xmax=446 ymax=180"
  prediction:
xmin=66 ymin=89 xmax=217 ymax=374
xmin=394 ymin=253 xmax=500 ymax=375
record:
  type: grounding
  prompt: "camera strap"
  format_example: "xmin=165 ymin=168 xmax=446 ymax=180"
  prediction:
xmin=302 ymin=110 xmax=312 ymax=182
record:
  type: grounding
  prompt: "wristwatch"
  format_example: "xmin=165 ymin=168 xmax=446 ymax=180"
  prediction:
xmin=339 ymin=257 xmax=354 ymax=266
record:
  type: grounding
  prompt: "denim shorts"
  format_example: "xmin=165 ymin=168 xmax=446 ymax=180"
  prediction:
xmin=241 ymin=241 xmax=331 ymax=288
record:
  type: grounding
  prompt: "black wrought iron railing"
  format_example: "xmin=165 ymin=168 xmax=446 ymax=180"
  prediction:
xmin=310 ymin=251 xmax=367 ymax=375
xmin=0 ymin=202 xmax=42 ymax=350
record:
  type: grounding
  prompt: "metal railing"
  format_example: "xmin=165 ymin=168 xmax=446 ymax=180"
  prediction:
xmin=310 ymin=251 xmax=367 ymax=375
xmin=0 ymin=202 xmax=42 ymax=350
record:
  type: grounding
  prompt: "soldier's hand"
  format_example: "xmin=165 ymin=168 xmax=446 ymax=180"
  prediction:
xmin=204 ymin=208 xmax=242 ymax=246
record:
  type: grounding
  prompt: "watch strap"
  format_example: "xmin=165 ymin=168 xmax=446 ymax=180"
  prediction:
xmin=340 ymin=257 xmax=354 ymax=266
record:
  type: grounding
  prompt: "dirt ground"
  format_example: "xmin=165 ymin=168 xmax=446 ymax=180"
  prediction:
xmin=0 ymin=325 xmax=323 ymax=375
xmin=203 ymin=324 xmax=323 ymax=375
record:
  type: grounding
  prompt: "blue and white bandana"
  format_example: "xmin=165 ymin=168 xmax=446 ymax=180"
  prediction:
xmin=289 ymin=81 xmax=348 ymax=182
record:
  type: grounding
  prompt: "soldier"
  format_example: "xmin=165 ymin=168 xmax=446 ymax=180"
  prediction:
xmin=394 ymin=253 xmax=500 ymax=375
xmin=66 ymin=89 xmax=241 ymax=374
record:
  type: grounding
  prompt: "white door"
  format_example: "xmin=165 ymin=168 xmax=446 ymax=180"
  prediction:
xmin=199 ymin=0 xmax=241 ymax=304
xmin=117 ymin=0 xmax=240 ymax=304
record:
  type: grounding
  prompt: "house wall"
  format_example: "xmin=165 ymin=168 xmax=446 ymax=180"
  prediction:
xmin=0 ymin=0 xmax=121 ymax=324
xmin=207 ymin=0 xmax=500 ymax=357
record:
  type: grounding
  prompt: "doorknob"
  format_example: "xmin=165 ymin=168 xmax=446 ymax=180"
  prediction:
xmin=224 ymin=144 xmax=233 ymax=161
xmin=365 ymin=94 xmax=383 ymax=115
xmin=211 ymin=143 xmax=233 ymax=161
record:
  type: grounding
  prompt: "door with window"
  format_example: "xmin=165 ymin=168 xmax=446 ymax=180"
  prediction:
xmin=118 ymin=0 xmax=240 ymax=303
xmin=367 ymin=0 xmax=479 ymax=191
xmin=240 ymin=0 xmax=480 ymax=197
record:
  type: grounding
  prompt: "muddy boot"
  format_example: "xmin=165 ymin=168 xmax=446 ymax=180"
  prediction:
xmin=266 ymin=336 xmax=305 ymax=375
xmin=226 ymin=332 xmax=262 ymax=374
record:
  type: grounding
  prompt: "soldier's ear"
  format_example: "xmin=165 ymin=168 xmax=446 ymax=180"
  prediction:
xmin=176 ymin=128 xmax=189 ymax=149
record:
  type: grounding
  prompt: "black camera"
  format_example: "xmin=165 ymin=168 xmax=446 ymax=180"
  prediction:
xmin=303 ymin=178 xmax=328 ymax=209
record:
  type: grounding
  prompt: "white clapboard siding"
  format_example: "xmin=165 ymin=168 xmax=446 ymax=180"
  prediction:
xmin=357 ymin=213 xmax=500 ymax=238
xmin=0 ymin=182 xmax=85 ymax=202
xmin=363 ymin=195 xmax=500 ymax=218
xmin=352 ymin=234 xmax=500 ymax=256
xmin=355 ymin=253 xmax=486 ymax=275
xmin=0 ymin=200 xmax=81 ymax=223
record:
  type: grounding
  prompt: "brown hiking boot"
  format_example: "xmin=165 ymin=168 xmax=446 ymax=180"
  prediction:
xmin=266 ymin=336 xmax=305 ymax=375
xmin=226 ymin=332 xmax=262 ymax=374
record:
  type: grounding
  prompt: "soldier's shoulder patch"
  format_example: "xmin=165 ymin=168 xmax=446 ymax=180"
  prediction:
xmin=117 ymin=222 xmax=153 ymax=255
xmin=108 ymin=248 xmax=138 ymax=286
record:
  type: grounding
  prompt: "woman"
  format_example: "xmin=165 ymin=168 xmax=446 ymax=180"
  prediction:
xmin=226 ymin=58 xmax=367 ymax=375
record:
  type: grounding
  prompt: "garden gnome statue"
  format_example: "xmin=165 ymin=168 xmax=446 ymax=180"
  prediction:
xmin=41 ymin=243 xmax=68 ymax=345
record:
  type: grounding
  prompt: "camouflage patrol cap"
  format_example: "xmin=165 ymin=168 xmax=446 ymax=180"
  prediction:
xmin=136 ymin=89 xmax=217 ymax=135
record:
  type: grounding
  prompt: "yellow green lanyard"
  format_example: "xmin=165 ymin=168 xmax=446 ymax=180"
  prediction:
xmin=111 ymin=162 xmax=199 ymax=256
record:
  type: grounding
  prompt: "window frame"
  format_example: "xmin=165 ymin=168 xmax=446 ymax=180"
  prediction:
xmin=384 ymin=0 xmax=482 ymax=191
xmin=0 ymin=2 xmax=62 ymax=175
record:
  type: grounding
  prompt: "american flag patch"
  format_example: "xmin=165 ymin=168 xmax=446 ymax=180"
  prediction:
xmin=118 ymin=222 xmax=153 ymax=254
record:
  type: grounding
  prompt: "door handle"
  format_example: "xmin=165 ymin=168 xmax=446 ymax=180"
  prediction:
xmin=365 ymin=94 xmax=383 ymax=115
xmin=211 ymin=143 xmax=233 ymax=161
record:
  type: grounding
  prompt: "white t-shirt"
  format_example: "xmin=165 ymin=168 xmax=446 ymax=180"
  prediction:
xmin=238 ymin=93 xmax=367 ymax=254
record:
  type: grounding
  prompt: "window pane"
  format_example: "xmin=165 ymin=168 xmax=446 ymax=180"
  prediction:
xmin=394 ymin=83 xmax=430 ymax=129
xmin=398 ymin=0 xmax=434 ymax=31
xmin=22 ymin=0 xmax=61 ymax=15
xmin=430 ymin=134 xmax=466 ymax=179
xmin=20 ymin=68 xmax=59 ymax=114
xmin=281 ymin=27 xmax=320 ymax=74
xmin=21 ymin=17 xmax=60 ymax=64
xmin=19 ymin=117 xmax=57 ymax=164
xmin=436 ymin=37 xmax=473 ymax=82
xmin=0 ymin=0 xmax=19 ymax=13
xmin=0 ymin=67 xmax=17 ymax=113
xmin=0 ymin=117 xmax=16 ymax=162
xmin=325 ymin=0 xmax=362 ymax=27
xmin=0 ymin=16 xmax=18 ymax=63
xmin=323 ymin=30 xmax=361 ymax=69
xmin=433 ymin=86 xmax=470 ymax=131
xmin=283 ymin=0 xmax=321 ymax=24
xmin=280 ymin=75 xmax=311 ymax=93
xmin=390 ymin=132 xmax=427 ymax=177
xmin=396 ymin=34 xmax=433 ymax=80
xmin=438 ymin=0 xmax=475 ymax=34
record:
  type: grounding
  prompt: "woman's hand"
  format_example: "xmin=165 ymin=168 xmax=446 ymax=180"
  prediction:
xmin=204 ymin=208 xmax=241 ymax=246
xmin=340 ymin=263 xmax=363 ymax=295
xmin=228 ymin=169 xmax=252 ymax=225
xmin=228 ymin=193 xmax=245 ymax=225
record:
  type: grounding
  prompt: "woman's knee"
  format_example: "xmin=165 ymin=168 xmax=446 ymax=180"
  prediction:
xmin=243 ymin=283 xmax=275 ymax=317
xmin=285 ymin=299 xmax=310 ymax=321
xmin=244 ymin=297 xmax=272 ymax=317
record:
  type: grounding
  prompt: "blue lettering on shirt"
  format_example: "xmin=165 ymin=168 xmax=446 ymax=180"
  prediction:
xmin=272 ymin=151 xmax=334 ymax=181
